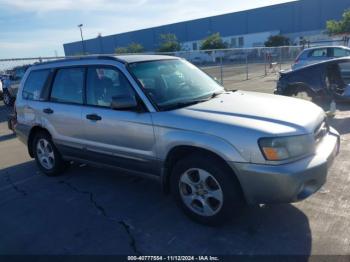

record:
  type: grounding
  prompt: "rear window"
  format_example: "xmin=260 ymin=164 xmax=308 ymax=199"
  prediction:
xmin=22 ymin=69 xmax=50 ymax=101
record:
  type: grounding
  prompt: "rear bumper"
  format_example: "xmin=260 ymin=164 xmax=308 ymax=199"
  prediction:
xmin=231 ymin=127 xmax=340 ymax=205
xmin=14 ymin=122 xmax=30 ymax=145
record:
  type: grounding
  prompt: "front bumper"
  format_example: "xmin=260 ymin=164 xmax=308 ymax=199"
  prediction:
xmin=231 ymin=127 xmax=340 ymax=205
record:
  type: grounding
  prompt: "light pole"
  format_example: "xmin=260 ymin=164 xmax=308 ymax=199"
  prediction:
xmin=78 ymin=24 xmax=85 ymax=55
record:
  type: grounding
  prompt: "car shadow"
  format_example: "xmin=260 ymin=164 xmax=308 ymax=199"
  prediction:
xmin=329 ymin=117 xmax=350 ymax=135
xmin=334 ymin=101 xmax=350 ymax=112
xmin=0 ymin=161 xmax=312 ymax=257
xmin=327 ymin=102 xmax=350 ymax=135
xmin=0 ymin=133 xmax=16 ymax=142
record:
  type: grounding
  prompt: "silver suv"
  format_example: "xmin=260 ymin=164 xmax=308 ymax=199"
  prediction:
xmin=14 ymin=55 xmax=340 ymax=225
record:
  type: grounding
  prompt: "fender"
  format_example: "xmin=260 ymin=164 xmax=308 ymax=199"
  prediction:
xmin=156 ymin=128 xmax=248 ymax=163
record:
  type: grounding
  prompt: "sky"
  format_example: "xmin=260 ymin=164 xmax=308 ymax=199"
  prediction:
xmin=0 ymin=0 xmax=297 ymax=58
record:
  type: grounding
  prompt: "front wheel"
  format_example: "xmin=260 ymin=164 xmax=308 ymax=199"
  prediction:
xmin=170 ymin=154 xmax=244 ymax=225
xmin=33 ymin=131 xmax=67 ymax=176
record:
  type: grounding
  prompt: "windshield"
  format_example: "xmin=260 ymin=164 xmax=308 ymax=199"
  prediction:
xmin=128 ymin=59 xmax=224 ymax=110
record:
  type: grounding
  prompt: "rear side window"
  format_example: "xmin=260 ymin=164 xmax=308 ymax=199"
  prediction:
xmin=333 ymin=48 xmax=350 ymax=57
xmin=50 ymin=68 xmax=84 ymax=104
xmin=22 ymin=69 xmax=50 ymax=101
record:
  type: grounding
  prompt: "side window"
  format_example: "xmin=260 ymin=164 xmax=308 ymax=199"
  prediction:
xmin=50 ymin=68 xmax=84 ymax=104
xmin=22 ymin=69 xmax=50 ymax=101
xmin=333 ymin=48 xmax=350 ymax=57
xmin=86 ymin=67 xmax=135 ymax=107
xmin=338 ymin=62 xmax=350 ymax=83
xmin=309 ymin=48 xmax=327 ymax=57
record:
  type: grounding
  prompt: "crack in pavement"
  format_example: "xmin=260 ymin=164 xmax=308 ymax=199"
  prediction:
xmin=5 ymin=172 xmax=27 ymax=196
xmin=59 ymin=180 xmax=142 ymax=255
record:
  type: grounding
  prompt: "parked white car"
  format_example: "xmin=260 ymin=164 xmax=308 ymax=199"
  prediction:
xmin=292 ymin=46 xmax=350 ymax=70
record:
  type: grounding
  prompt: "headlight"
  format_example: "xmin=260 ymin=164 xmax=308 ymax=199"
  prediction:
xmin=259 ymin=135 xmax=314 ymax=161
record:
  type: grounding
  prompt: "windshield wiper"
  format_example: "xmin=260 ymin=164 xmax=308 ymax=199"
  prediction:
xmin=160 ymin=98 xmax=211 ymax=111
xmin=210 ymin=90 xmax=224 ymax=98
xmin=159 ymin=91 xmax=224 ymax=111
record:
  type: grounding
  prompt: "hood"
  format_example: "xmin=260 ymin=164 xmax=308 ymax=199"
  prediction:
xmin=167 ymin=91 xmax=325 ymax=136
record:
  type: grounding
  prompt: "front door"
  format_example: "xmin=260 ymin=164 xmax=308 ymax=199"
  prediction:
xmin=81 ymin=66 xmax=157 ymax=174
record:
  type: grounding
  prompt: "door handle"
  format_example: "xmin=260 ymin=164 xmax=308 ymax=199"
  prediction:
xmin=43 ymin=108 xmax=54 ymax=114
xmin=86 ymin=114 xmax=102 ymax=121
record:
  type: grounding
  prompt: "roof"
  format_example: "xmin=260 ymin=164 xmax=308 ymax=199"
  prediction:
xmin=303 ymin=46 xmax=350 ymax=51
xmin=116 ymin=55 xmax=179 ymax=63
xmin=33 ymin=54 xmax=179 ymax=67
xmin=282 ymin=56 xmax=350 ymax=75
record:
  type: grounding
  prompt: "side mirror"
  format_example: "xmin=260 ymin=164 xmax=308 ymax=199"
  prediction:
xmin=111 ymin=95 xmax=138 ymax=111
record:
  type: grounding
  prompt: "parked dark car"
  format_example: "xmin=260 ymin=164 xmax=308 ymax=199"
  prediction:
xmin=275 ymin=57 xmax=350 ymax=103
xmin=3 ymin=65 xmax=30 ymax=106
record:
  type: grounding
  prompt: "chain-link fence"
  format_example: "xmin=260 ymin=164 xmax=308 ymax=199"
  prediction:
xmin=0 ymin=46 xmax=302 ymax=97
xmin=163 ymin=46 xmax=302 ymax=90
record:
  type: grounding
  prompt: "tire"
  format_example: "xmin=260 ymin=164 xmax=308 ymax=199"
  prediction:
xmin=33 ymin=131 xmax=66 ymax=176
xmin=292 ymin=89 xmax=314 ymax=102
xmin=170 ymin=153 xmax=245 ymax=225
xmin=3 ymin=89 xmax=14 ymax=106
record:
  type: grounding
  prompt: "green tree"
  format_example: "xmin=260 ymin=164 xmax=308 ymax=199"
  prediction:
xmin=127 ymin=42 xmax=144 ymax=53
xmin=264 ymin=35 xmax=290 ymax=47
xmin=115 ymin=47 xmax=128 ymax=54
xmin=158 ymin=33 xmax=181 ymax=52
xmin=327 ymin=9 xmax=350 ymax=35
xmin=115 ymin=42 xmax=144 ymax=54
xmin=200 ymin=33 xmax=227 ymax=50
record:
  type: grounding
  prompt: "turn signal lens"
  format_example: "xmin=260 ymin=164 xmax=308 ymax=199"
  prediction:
xmin=262 ymin=147 xmax=279 ymax=161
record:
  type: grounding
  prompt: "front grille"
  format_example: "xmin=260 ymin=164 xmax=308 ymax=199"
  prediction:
xmin=314 ymin=119 xmax=329 ymax=143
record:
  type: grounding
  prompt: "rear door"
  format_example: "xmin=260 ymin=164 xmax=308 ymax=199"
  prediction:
xmin=81 ymin=65 xmax=157 ymax=174
xmin=41 ymin=67 xmax=85 ymax=155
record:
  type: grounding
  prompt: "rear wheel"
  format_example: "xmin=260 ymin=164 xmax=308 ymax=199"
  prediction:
xmin=170 ymin=154 xmax=244 ymax=225
xmin=292 ymin=90 xmax=313 ymax=101
xmin=33 ymin=131 xmax=66 ymax=176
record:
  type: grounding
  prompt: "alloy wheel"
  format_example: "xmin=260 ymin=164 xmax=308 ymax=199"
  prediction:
xmin=36 ymin=138 xmax=55 ymax=170
xmin=179 ymin=168 xmax=223 ymax=217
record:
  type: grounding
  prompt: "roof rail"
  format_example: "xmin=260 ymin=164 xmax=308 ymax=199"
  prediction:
xmin=34 ymin=55 xmax=126 ymax=66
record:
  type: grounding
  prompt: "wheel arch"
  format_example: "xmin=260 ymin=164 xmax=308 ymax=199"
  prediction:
xmin=161 ymin=145 xmax=244 ymax=198
xmin=27 ymin=125 xmax=52 ymax=158
xmin=286 ymin=82 xmax=327 ymax=98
